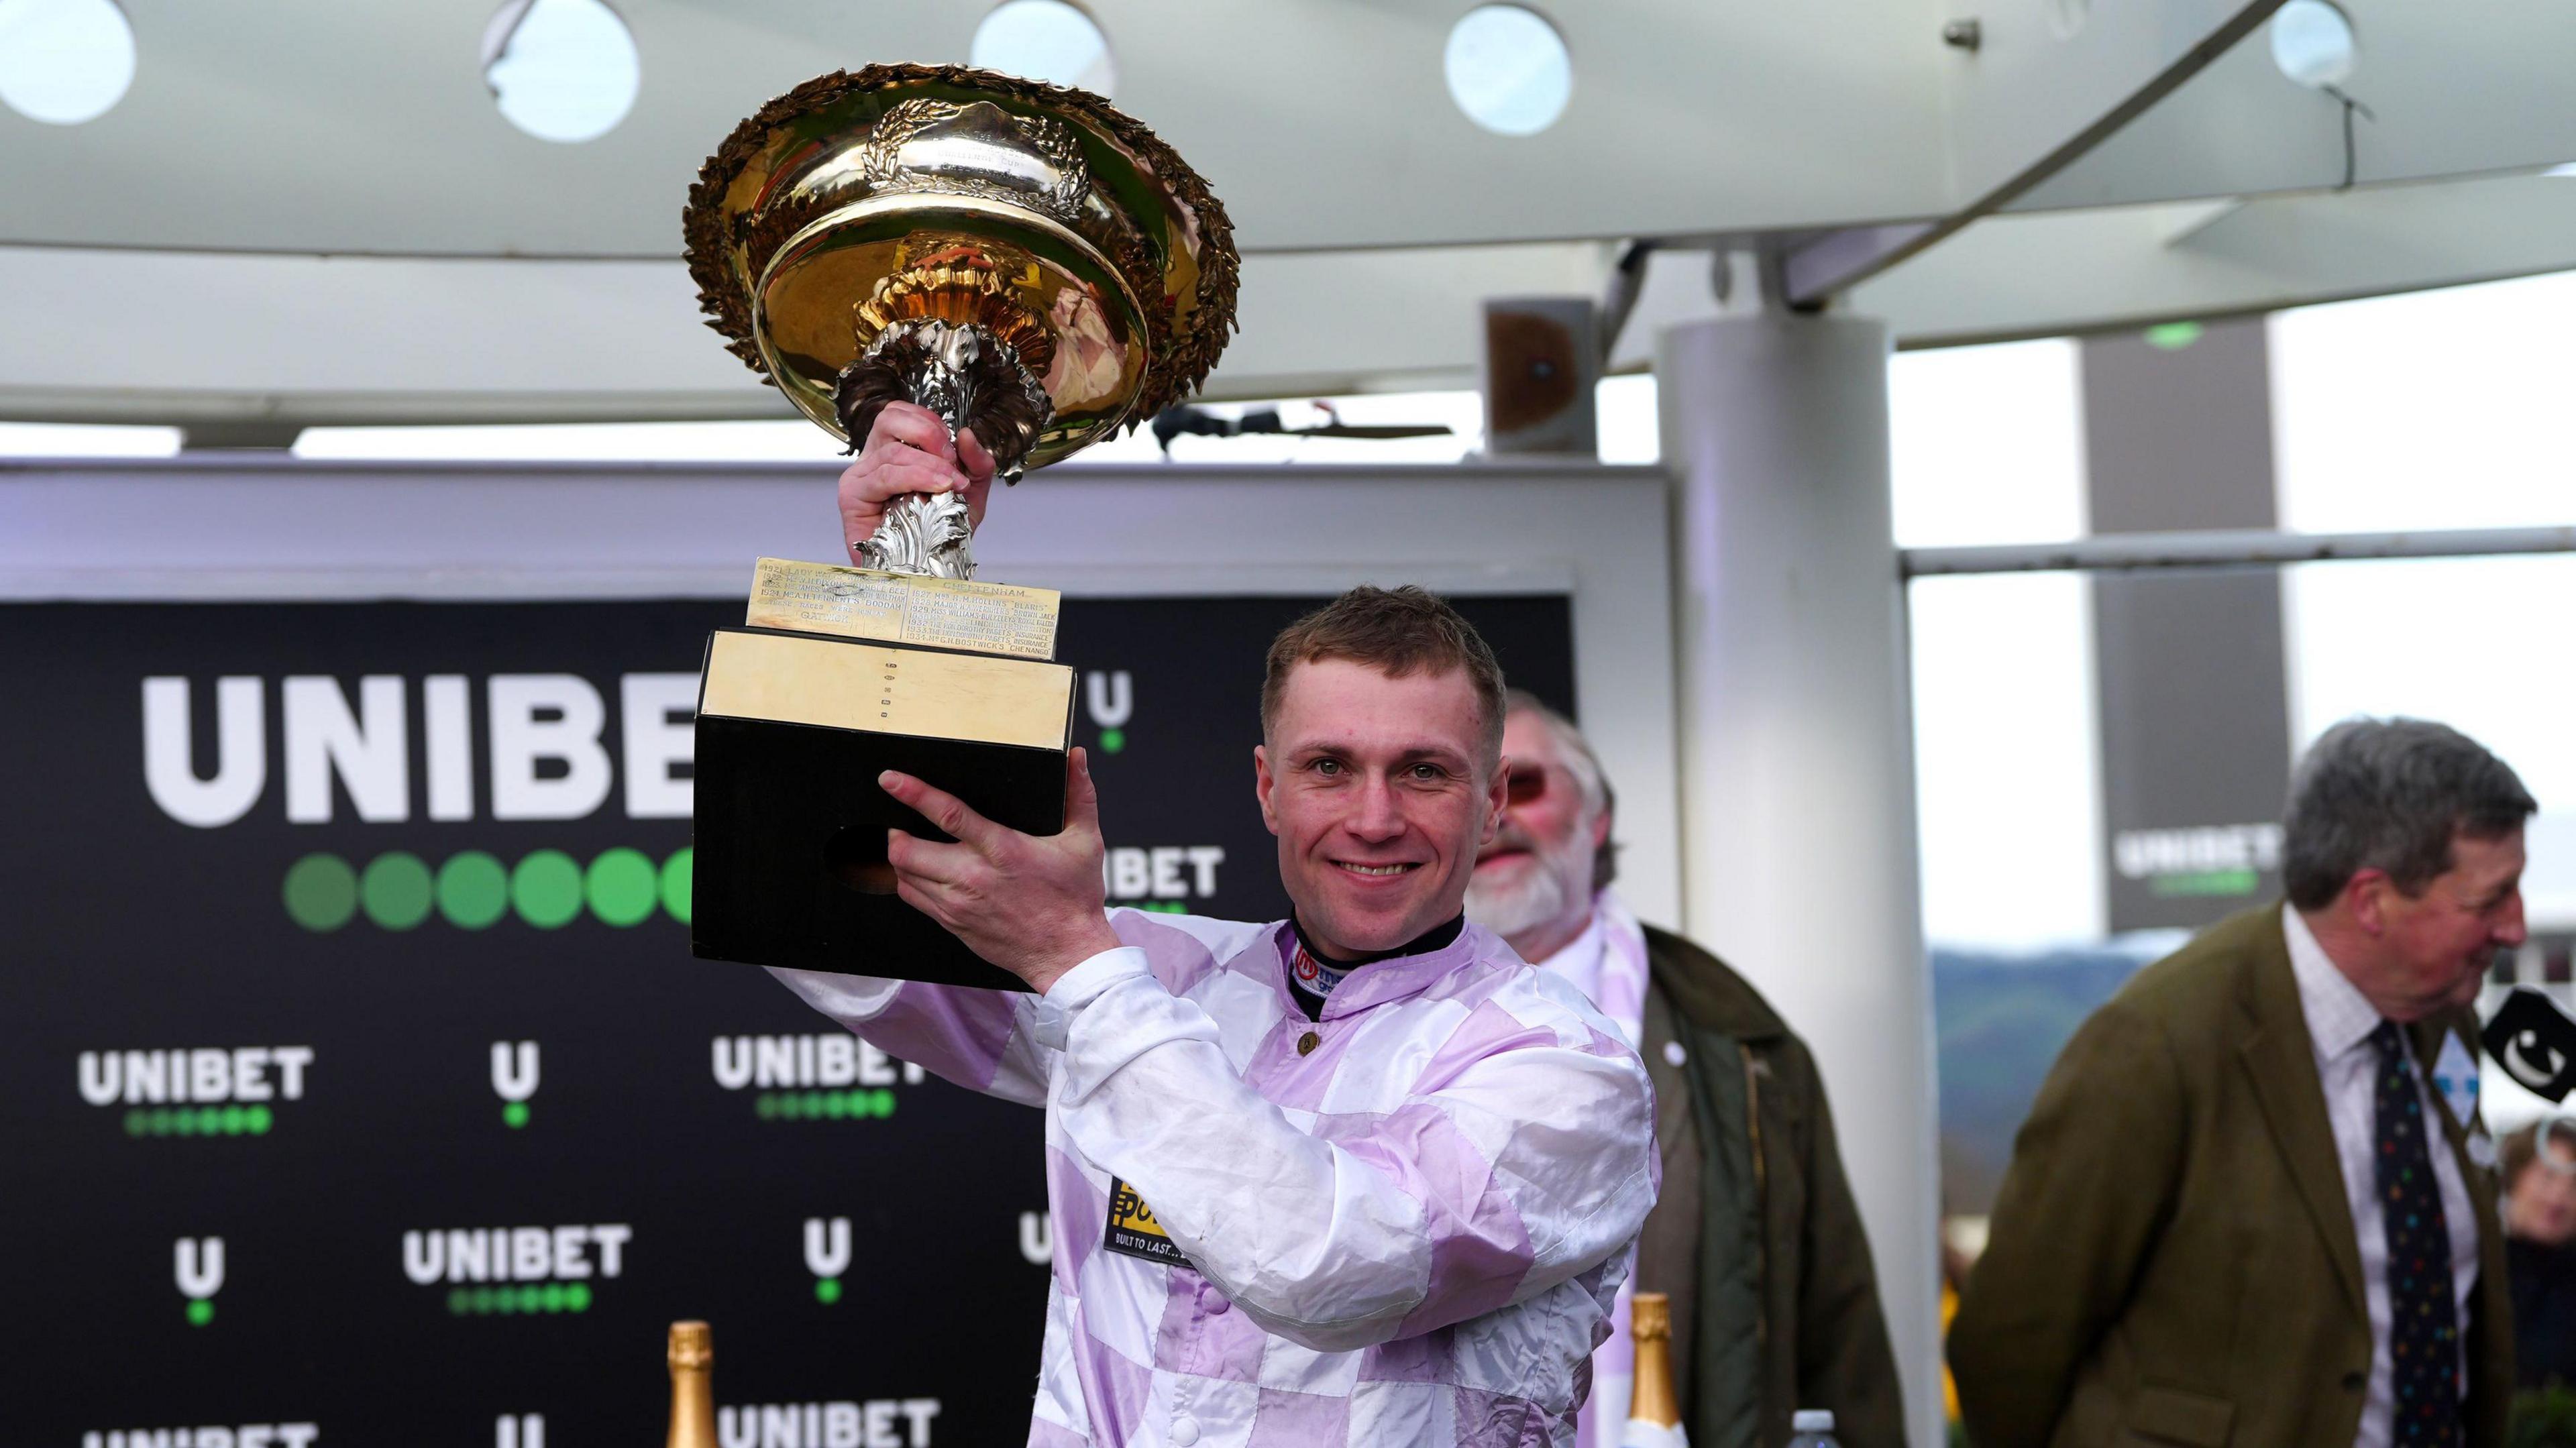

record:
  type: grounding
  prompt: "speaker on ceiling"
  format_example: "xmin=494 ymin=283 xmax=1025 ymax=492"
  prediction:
xmin=1481 ymin=295 xmax=1599 ymax=457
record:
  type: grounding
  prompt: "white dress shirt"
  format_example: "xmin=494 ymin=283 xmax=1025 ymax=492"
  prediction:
xmin=1530 ymin=891 xmax=1654 ymax=1448
xmin=2282 ymin=905 xmax=2481 ymax=1448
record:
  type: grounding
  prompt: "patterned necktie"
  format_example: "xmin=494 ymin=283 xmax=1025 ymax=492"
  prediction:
xmin=2371 ymin=1019 xmax=2463 ymax=1447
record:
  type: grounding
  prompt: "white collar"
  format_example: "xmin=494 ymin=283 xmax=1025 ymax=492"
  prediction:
xmin=2282 ymin=902 xmax=2390 ymax=1062
xmin=1534 ymin=908 xmax=1610 ymax=979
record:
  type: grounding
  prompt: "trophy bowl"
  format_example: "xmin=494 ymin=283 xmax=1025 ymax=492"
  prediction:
xmin=684 ymin=63 xmax=1240 ymax=573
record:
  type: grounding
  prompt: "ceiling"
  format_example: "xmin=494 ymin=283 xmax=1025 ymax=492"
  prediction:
xmin=1 ymin=0 xmax=2567 ymax=426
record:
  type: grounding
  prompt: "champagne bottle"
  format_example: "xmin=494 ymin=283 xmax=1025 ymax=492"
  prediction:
xmin=667 ymin=1320 xmax=718 ymax=1448
xmin=1621 ymin=1292 xmax=1689 ymax=1448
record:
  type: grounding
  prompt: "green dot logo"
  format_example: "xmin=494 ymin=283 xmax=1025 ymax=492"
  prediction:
xmin=511 ymin=850 xmax=584 ymax=928
xmin=1098 ymin=728 xmax=1126 ymax=754
xmin=437 ymin=851 xmax=511 ymax=929
xmin=661 ymin=846 xmax=694 ymax=925
xmin=502 ymin=1102 xmax=531 ymax=1129
xmin=282 ymin=854 xmax=358 ymax=932
xmin=186 ymin=1300 xmax=214 ymax=1326
xmin=290 ymin=848 xmax=694 ymax=931
xmin=815 ymin=1277 xmax=843 ymax=1304
xmin=362 ymin=852 xmax=435 ymax=930
xmin=586 ymin=847 xmax=659 ymax=927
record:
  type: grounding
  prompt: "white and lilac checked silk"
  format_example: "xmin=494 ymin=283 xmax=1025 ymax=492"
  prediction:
xmin=773 ymin=910 xmax=1660 ymax=1447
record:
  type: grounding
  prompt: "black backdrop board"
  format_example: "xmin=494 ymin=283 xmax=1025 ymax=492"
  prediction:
xmin=0 ymin=592 xmax=1573 ymax=1445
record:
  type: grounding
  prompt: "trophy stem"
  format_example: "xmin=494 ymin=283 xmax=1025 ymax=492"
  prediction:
xmin=839 ymin=317 xmax=1055 ymax=581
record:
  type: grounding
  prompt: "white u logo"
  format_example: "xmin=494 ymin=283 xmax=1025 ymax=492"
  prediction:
xmin=496 ymin=1414 xmax=545 ymax=1448
xmin=1019 ymin=1211 xmax=1053 ymax=1266
xmin=175 ymin=1237 xmax=225 ymax=1299
xmin=1084 ymin=671 xmax=1134 ymax=729
xmin=490 ymin=1042 xmax=540 ymax=1102
xmin=804 ymin=1217 xmax=851 ymax=1278
xmin=142 ymin=677 xmax=266 ymax=828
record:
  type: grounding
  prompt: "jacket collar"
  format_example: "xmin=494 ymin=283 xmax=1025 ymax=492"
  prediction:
xmin=1640 ymin=922 xmax=1786 ymax=1042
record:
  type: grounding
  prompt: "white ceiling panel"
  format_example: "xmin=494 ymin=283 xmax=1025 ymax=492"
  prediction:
xmin=0 ymin=0 xmax=1953 ymax=256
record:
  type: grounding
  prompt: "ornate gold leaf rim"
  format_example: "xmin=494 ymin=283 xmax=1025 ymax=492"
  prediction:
xmin=682 ymin=62 xmax=1240 ymax=429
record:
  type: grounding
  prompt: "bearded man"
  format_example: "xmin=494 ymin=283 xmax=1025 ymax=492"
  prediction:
xmin=1466 ymin=691 xmax=1905 ymax=1448
xmin=767 ymin=404 xmax=1659 ymax=1448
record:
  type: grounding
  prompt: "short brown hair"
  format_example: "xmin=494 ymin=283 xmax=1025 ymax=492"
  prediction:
xmin=1262 ymin=586 xmax=1507 ymax=767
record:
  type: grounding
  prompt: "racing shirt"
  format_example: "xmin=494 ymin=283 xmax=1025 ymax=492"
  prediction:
xmin=771 ymin=908 xmax=1659 ymax=1447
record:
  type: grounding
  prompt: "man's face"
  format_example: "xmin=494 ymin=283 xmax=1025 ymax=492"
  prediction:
xmin=1255 ymin=659 xmax=1505 ymax=959
xmin=1465 ymin=710 xmax=1606 ymax=951
xmin=2362 ymin=827 xmax=2528 ymax=1019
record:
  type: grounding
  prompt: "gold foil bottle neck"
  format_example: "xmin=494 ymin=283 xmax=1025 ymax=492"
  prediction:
xmin=1630 ymin=1291 xmax=1671 ymax=1342
xmin=667 ymin=1320 xmax=718 ymax=1448
xmin=1628 ymin=1291 xmax=1682 ymax=1429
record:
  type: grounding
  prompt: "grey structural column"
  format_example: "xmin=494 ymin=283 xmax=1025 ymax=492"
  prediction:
xmin=1656 ymin=313 xmax=1941 ymax=1444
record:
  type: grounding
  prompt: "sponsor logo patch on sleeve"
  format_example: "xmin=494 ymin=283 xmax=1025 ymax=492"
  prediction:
xmin=1102 ymin=1176 xmax=1192 ymax=1268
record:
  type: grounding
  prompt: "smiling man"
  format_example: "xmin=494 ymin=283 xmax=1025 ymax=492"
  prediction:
xmin=771 ymin=405 xmax=1657 ymax=1448
xmin=1953 ymin=717 xmax=2535 ymax=1448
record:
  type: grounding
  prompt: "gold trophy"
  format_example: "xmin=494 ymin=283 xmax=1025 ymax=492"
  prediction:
xmin=682 ymin=65 xmax=1238 ymax=985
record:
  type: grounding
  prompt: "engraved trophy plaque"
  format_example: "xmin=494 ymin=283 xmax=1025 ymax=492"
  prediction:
xmin=682 ymin=64 xmax=1238 ymax=986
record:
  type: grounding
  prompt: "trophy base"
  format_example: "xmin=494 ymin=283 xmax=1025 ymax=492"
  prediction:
xmin=691 ymin=624 xmax=1073 ymax=990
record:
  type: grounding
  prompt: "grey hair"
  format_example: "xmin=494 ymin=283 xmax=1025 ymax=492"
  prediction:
xmin=1503 ymin=689 xmax=1619 ymax=891
xmin=2281 ymin=717 xmax=2536 ymax=910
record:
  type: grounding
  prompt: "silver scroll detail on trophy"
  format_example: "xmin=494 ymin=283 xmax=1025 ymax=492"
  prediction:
xmin=833 ymin=317 xmax=1051 ymax=579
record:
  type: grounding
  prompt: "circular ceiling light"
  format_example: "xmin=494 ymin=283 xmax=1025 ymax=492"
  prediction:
xmin=2269 ymin=0 xmax=2357 ymax=89
xmin=482 ymin=0 xmax=641 ymax=144
xmin=971 ymin=0 xmax=1115 ymax=97
xmin=1444 ymin=5 xmax=1572 ymax=137
xmin=0 ymin=0 xmax=136 ymax=126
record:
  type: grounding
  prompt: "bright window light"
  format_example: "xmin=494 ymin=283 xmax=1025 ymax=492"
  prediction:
xmin=293 ymin=421 xmax=845 ymax=463
xmin=0 ymin=0 xmax=136 ymax=126
xmin=0 ymin=421 xmax=178 ymax=456
xmin=1444 ymin=5 xmax=1572 ymax=137
xmin=482 ymin=0 xmax=641 ymax=144
xmin=971 ymin=0 xmax=1114 ymax=97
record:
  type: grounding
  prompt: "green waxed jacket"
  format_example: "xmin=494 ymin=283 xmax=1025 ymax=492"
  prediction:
xmin=1636 ymin=925 xmax=1910 ymax=1448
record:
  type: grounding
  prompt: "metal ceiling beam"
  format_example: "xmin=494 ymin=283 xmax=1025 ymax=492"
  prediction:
xmin=2012 ymin=0 xmax=2576 ymax=214
xmin=1782 ymin=0 xmax=2287 ymax=302
xmin=1902 ymin=524 xmax=2576 ymax=578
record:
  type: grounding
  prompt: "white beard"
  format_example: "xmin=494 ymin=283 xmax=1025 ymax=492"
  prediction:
xmin=1466 ymin=862 xmax=1576 ymax=948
